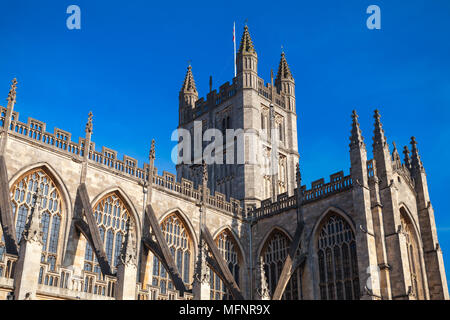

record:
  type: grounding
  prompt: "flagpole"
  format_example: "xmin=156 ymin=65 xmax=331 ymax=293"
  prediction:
xmin=233 ymin=21 xmax=236 ymax=78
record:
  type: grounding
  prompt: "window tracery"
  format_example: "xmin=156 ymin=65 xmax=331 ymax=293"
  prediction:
xmin=9 ymin=169 xmax=63 ymax=271
xmin=317 ymin=214 xmax=359 ymax=300
xmin=261 ymin=230 xmax=301 ymax=300
xmin=83 ymin=193 xmax=131 ymax=276
xmin=152 ymin=213 xmax=192 ymax=293
xmin=209 ymin=229 xmax=240 ymax=300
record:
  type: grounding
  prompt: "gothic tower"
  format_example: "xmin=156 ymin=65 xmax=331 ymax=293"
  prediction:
xmin=176 ymin=26 xmax=299 ymax=210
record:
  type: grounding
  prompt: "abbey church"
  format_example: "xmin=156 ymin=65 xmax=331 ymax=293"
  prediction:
xmin=0 ymin=26 xmax=447 ymax=300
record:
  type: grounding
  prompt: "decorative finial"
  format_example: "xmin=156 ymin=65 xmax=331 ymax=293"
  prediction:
xmin=120 ymin=218 xmax=137 ymax=266
xmin=85 ymin=111 xmax=93 ymax=134
xmin=410 ymin=136 xmax=423 ymax=170
xmin=7 ymin=78 xmax=18 ymax=105
xmin=350 ymin=110 xmax=364 ymax=149
xmin=373 ymin=109 xmax=387 ymax=148
xmin=392 ymin=141 xmax=401 ymax=168
xmin=149 ymin=139 xmax=156 ymax=160
xmin=270 ymin=69 xmax=274 ymax=86
xmin=403 ymin=145 xmax=411 ymax=169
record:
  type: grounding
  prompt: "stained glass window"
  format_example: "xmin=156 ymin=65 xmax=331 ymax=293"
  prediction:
xmin=152 ymin=214 xmax=192 ymax=293
xmin=209 ymin=229 xmax=241 ymax=300
xmin=261 ymin=230 xmax=302 ymax=300
xmin=83 ymin=193 xmax=132 ymax=275
xmin=7 ymin=169 xmax=63 ymax=271
xmin=317 ymin=214 xmax=359 ymax=300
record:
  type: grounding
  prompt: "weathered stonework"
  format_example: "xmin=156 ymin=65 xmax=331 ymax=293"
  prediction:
xmin=0 ymin=27 xmax=447 ymax=300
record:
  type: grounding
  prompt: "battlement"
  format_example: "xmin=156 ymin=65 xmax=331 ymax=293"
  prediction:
xmin=183 ymin=74 xmax=291 ymax=125
xmin=257 ymin=80 xmax=286 ymax=109
xmin=247 ymin=171 xmax=353 ymax=220
xmin=0 ymin=106 xmax=243 ymax=218
xmin=184 ymin=79 xmax=238 ymax=123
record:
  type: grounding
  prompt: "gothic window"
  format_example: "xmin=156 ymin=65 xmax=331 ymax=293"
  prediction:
xmin=209 ymin=229 xmax=241 ymax=300
xmin=261 ymin=230 xmax=302 ymax=300
xmin=317 ymin=214 xmax=359 ymax=300
xmin=8 ymin=168 xmax=63 ymax=271
xmin=83 ymin=193 xmax=132 ymax=276
xmin=400 ymin=210 xmax=424 ymax=299
xmin=152 ymin=213 xmax=192 ymax=293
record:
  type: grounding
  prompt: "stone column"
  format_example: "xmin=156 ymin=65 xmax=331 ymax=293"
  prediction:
xmin=116 ymin=221 xmax=138 ymax=300
xmin=13 ymin=180 xmax=44 ymax=300
xmin=255 ymin=257 xmax=270 ymax=300
xmin=192 ymin=235 xmax=211 ymax=300
xmin=192 ymin=162 xmax=210 ymax=300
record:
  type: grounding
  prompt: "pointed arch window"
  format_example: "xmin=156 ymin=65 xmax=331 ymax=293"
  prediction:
xmin=261 ymin=230 xmax=302 ymax=300
xmin=7 ymin=169 xmax=63 ymax=271
xmin=151 ymin=213 xmax=192 ymax=293
xmin=209 ymin=229 xmax=241 ymax=300
xmin=317 ymin=214 xmax=359 ymax=300
xmin=400 ymin=210 xmax=424 ymax=299
xmin=83 ymin=193 xmax=132 ymax=276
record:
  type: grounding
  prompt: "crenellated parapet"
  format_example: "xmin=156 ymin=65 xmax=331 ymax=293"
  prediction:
xmin=0 ymin=106 xmax=243 ymax=218
xmin=247 ymin=170 xmax=353 ymax=220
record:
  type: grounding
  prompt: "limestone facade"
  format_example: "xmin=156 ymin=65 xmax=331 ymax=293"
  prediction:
xmin=0 ymin=26 xmax=447 ymax=300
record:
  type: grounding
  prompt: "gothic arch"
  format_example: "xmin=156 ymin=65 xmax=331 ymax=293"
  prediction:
xmin=150 ymin=209 xmax=196 ymax=293
xmin=7 ymin=163 xmax=71 ymax=270
xmin=82 ymin=189 xmax=137 ymax=274
xmin=212 ymin=225 xmax=246 ymax=266
xmin=257 ymin=225 xmax=301 ymax=300
xmin=398 ymin=203 xmax=423 ymax=247
xmin=312 ymin=207 xmax=359 ymax=300
xmin=256 ymin=225 xmax=293 ymax=260
xmin=210 ymin=226 xmax=246 ymax=300
xmin=158 ymin=207 xmax=198 ymax=251
xmin=311 ymin=207 xmax=356 ymax=245
xmin=399 ymin=205 xmax=427 ymax=299
xmin=90 ymin=186 xmax=142 ymax=238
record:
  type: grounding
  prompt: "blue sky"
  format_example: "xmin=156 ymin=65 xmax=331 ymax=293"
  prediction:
xmin=1 ymin=0 xmax=450 ymax=281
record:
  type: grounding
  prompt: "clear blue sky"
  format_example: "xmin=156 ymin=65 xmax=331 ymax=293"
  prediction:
xmin=1 ymin=0 xmax=450 ymax=280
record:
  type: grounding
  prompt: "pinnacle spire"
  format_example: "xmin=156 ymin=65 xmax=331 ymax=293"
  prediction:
xmin=181 ymin=65 xmax=197 ymax=93
xmin=149 ymin=139 xmax=155 ymax=161
xmin=403 ymin=145 xmax=411 ymax=169
xmin=373 ymin=109 xmax=387 ymax=148
xmin=238 ymin=25 xmax=256 ymax=54
xmin=410 ymin=136 xmax=423 ymax=170
xmin=276 ymin=52 xmax=293 ymax=81
xmin=85 ymin=111 xmax=93 ymax=134
xmin=120 ymin=219 xmax=137 ymax=266
xmin=6 ymin=78 xmax=18 ymax=106
xmin=392 ymin=141 xmax=401 ymax=169
xmin=349 ymin=110 xmax=365 ymax=149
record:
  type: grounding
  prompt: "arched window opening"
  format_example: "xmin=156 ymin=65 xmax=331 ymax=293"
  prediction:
xmin=83 ymin=193 xmax=132 ymax=277
xmin=400 ymin=210 xmax=425 ymax=299
xmin=317 ymin=214 xmax=359 ymax=300
xmin=209 ymin=229 xmax=241 ymax=300
xmin=261 ymin=230 xmax=302 ymax=300
xmin=151 ymin=213 xmax=192 ymax=293
xmin=8 ymin=169 xmax=63 ymax=271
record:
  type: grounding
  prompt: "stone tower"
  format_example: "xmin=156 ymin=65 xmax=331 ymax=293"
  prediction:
xmin=176 ymin=26 xmax=300 ymax=210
